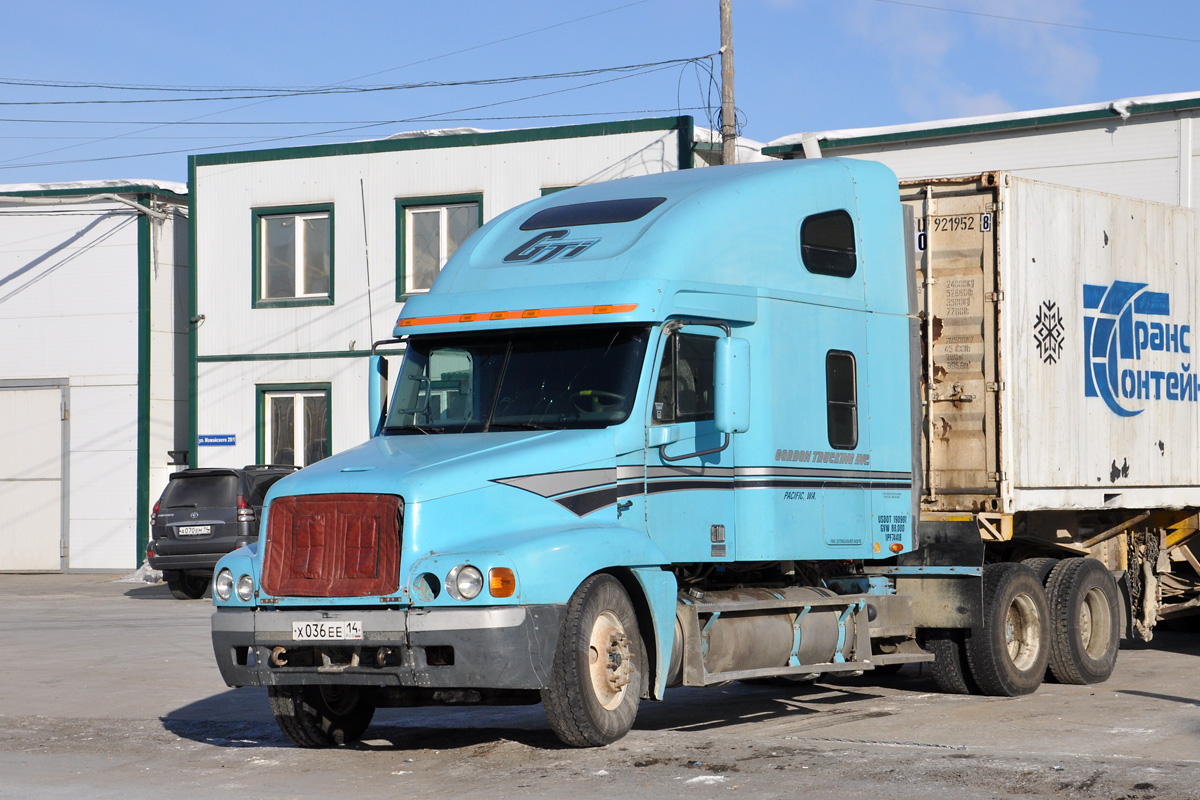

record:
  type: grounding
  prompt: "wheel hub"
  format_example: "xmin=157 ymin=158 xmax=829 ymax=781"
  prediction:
xmin=589 ymin=610 xmax=633 ymax=710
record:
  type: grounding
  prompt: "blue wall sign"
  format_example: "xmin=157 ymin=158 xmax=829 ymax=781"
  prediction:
xmin=199 ymin=434 xmax=236 ymax=446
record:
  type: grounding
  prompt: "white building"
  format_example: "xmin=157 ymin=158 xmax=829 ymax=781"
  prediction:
xmin=0 ymin=181 xmax=189 ymax=571
xmin=189 ymin=117 xmax=762 ymax=473
xmin=765 ymin=92 xmax=1200 ymax=207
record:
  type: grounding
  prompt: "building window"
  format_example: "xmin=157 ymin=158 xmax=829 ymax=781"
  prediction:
xmin=252 ymin=204 xmax=334 ymax=307
xmin=258 ymin=384 xmax=331 ymax=467
xmin=800 ymin=209 xmax=857 ymax=278
xmin=826 ymin=350 xmax=858 ymax=450
xmin=396 ymin=194 xmax=482 ymax=299
xmin=652 ymin=332 xmax=716 ymax=424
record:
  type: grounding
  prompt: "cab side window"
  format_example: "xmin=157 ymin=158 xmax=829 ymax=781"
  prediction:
xmin=653 ymin=333 xmax=715 ymax=424
xmin=826 ymin=350 xmax=858 ymax=449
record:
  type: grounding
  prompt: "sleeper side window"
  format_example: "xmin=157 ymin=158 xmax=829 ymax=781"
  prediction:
xmin=826 ymin=350 xmax=858 ymax=450
xmin=652 ymin=333 xmax=716 ymax=425
xmin=801 ymin=210 xmax=857 ymax=277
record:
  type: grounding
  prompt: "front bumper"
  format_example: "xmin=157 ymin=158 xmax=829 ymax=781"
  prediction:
xmin=211 ymin=604 xmax=566 ymax=691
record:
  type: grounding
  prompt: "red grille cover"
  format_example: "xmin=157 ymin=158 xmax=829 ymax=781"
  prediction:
xmin=261 ymin=494 xmax=401 ymax=597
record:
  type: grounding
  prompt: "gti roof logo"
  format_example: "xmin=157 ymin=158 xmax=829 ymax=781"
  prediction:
xmin=503 ymin=230 xmax=598 ymax=264
xmin=1083 ymin=281 xmax=1194 ymax=417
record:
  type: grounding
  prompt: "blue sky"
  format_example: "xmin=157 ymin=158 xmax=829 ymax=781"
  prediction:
xmin=1 ymin=0 xmax=1197 ymax=184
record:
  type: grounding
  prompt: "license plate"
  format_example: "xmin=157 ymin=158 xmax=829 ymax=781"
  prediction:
xmin=177 ymin=525 xmax=211 ymax=536
xmin=292 ymin=620 xmax=363 ymax=641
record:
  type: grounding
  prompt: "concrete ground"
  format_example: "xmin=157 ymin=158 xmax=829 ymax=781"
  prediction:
xmin=1 ymin=573 xmax=1197 ymax=800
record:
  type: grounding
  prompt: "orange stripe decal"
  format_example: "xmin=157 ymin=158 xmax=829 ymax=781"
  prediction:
xmin=399 ymin=303 xmax=637 ymax=328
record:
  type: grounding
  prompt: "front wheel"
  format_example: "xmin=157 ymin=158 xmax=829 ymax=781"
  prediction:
xmin=542 ymin=574 xmax=645 ymax=747
xmin=966 ymin=563 xmax=1050 ymax=696
xmin=267 ymin=685 xmax=375 ymax=747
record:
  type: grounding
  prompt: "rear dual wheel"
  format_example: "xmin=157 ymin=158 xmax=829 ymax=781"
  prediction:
xmin=1044 ymin=558 xmax=1120 ymax=685
xmin=966 ymin=562 xmax=1050 ymax=696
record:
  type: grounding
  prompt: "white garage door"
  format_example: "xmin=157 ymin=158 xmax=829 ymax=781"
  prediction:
xmin=0 ymin=387 xmax=64 ymax=571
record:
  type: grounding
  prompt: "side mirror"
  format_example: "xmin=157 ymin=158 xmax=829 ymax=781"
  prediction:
xmin=368 ymin=354 xmax=389 ymax=437
xmin=715 ymin=337 xmax=750 ymax=434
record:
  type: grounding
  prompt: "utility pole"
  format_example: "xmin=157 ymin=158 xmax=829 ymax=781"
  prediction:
xmin=720 ymin=0 xmax=736 ymax=165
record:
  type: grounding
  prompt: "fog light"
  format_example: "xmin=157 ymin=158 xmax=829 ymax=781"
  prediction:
xmin=214 ymin=568 xmax=234 ymax=601
xmin=489 ymin=568 xmax=516 ymax=598
xmin=446 ymin=565 xmax=483 ymax=601
xmin=236 ymin=574 xmax=254 ymax=602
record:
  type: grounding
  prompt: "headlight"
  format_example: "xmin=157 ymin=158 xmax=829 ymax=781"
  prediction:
xmin=446 ymin=564 xmax=483 ymax=601
xmin=236 ymin=574 xmax=255 ymax=602
xmin=214 ymin=568 xmax=234 ymax=601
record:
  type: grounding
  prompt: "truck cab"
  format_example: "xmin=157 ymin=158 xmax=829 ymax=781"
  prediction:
xmin=210 ymin=159 xmax=943 ymax=747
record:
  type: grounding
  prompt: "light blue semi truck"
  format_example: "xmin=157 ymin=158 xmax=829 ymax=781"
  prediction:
xmin=211 ymin=160 xmax=1194 ymax=747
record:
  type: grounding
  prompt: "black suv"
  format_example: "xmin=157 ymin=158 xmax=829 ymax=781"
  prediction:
xmin=147 ymin=465 xmax=297 ymax=599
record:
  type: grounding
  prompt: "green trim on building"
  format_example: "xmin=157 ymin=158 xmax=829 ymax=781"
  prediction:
xmin=761 ymin=97 xmax=1200 ymax=156
xmin=187 ymin=157 xmax=198 ymax=469
xmin=540 ymin=186 xmax=575 ymax=196
xmin=135 ymin=194 xmax=152 ymax=566
xmin=192 ymin=117 xmax=695 ymax=169
xmin=198 ymin=350 xmax=381 ymax=362
xmin=395 ymin=193 xmax=483 ymax=302
xmin=677 ymin=115 xmax=695 ymax=169
xmin=251 ymin=203 xmax=335 ymax=309
xmin=0 ymin=185 xmax=186 ymax=200
xmin=255 ymin=382 xmax=333 ymax=466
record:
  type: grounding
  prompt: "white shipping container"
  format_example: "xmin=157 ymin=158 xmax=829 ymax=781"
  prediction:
xmin=903 ymin=173 xmax=1200 ymax=514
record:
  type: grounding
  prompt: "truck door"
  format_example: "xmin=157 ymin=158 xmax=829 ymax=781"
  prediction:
xmin=643 ymin=324 xmax=736 ymax=561
xmin=902 ymin=179 xmax=1002 ymax=509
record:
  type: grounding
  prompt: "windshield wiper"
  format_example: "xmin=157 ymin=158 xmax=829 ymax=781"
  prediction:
xmin=488 ymin=422 xmax=559 ymax=431
xmin=383 ymin=424 xmax=441 ymax=435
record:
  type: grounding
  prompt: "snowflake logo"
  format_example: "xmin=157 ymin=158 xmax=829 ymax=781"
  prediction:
xmin=1034 ymin=300 xmax=1064 ymax=364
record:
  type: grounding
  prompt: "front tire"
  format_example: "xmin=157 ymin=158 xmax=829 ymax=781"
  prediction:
xmin=167 ymin=573 xmax=209 ymax=600
xmin=1045 ymin=557 xmax=1120 ymax=685
xmin=267 ymin=685 xmax=375 ymax=747
xmin=966 ymin=563 xmax=1050 ymax=696
xmin=542 ymin=574 xmax=645 ymax=747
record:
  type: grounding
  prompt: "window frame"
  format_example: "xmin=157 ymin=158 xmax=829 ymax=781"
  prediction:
xmin=825 ymin=350 xmax=858 ymax=450
xmin=800 ymin=209 xmax=858 ymax=278
xmin=395 ymin=193 xmax=483 ymax=301
xmin=651 ymin=331 xmax=717 ymax=426
xmin=251 ymin=203 xmax=335 ymax=308
xmin=255 ymin=382 xmax=332 ymax=468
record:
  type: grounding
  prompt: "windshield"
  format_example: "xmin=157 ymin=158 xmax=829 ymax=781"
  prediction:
xmin=384 ymin=325 xmax=650 ymax=434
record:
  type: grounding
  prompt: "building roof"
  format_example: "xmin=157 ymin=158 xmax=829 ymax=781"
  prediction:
xmin=763 ymin=91 xmax=1200 ymax=157
xmin=0 ymin=179 xmax=187 ymax=198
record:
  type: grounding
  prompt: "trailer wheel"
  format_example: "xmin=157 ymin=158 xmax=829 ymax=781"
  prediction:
xmin=267 ymin=684 xmax=375 ymax=747
xmin=542 ymin=574 xmax=645 ymax=747
xmin=966 ymin=563 xmax=1049 ymax=696
xmin=167 ymin=573 xmax=209 ymax=600
xmin=922 ymin=631 xmax=979 ymax=694
xmin=1021 ymin=557 xmax=1059 ymax=586
xmin=1044 ymin=557 xmax=1120 ymax=685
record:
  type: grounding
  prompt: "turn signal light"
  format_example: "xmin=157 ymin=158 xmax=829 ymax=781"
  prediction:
xmin=489 ymin=568 xmax=516 ymax=598
xmin=890 ymin=543 xmax=904 ymax=553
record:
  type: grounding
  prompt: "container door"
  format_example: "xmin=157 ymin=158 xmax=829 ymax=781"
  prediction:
xmin=0 ymin=386 xmax=65 ymax=571
xmin=904 ymin=183 xmax=1001 ymax=508
xmin=644 ymin=326 xmax=736 ymax=561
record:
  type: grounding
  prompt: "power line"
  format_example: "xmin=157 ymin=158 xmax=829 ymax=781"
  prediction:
xmin=868 ymin=0 xmax=1200 ymax=44
xmin=0 ymin=109 xmax=706 ymax=126
xmin=0 ymin=55 xmax=715 ymax=107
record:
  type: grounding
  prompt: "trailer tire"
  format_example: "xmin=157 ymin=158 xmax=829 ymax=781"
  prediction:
xmin=1021 ymin=557 xmax=1059 ymax=586
xmin=267 ymin=685 xmax=375 ymax=747
xmin=542 ymin=574 xmax=645 ymax=747
xmin=965 ymin=563 xmax=1049 ymax=696
xmin=1044 ymin=557 xmax=1120 ymax=685
xmin=923 ymin=631 xmax=978 ymax=695
xmin=167 ymin=573 xmax=209 ymax=600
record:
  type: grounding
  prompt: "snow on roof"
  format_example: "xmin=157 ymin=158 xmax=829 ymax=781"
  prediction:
xmin=767 ymin=91 xmax=1200 ymax=149
xmin=380 ymin=127 xmax=496 ymax=140
xmin=0 ymin=178 xmax=187 ymax=196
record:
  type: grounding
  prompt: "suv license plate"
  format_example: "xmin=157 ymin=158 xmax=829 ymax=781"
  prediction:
xmin=177 ymin=525 xmax=211 ymax=536
xmin=292 ymin=620 xmax=363 ymax=641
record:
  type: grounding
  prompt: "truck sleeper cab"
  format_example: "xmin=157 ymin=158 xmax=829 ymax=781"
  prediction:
xmin=211 ymin=160 xmax=1106 ymax=749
